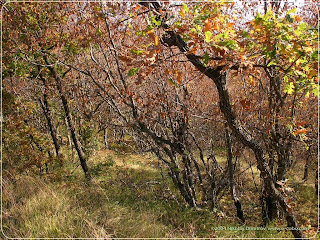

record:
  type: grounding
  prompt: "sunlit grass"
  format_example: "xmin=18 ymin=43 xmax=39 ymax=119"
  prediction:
xmin=2 ymin=148 xmax=318 ymax=238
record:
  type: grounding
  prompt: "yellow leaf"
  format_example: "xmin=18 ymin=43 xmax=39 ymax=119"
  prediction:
xmin=304 ymin=46 xmax=313 ymax=53
xmin=248 ymin=75 xmax=255 ymax=86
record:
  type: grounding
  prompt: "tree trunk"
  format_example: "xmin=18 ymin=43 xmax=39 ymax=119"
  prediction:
xmin=59 ymin=84 xmax=90 ymax=180
xmin=225 ymin=125 xmax=245 ymax=223
xmin=216 ymin=70 xmax=303 ymax=239
xmin=104 ymin=127 xmax=109 ymax=149
xmin=315 ymin=169 xmax=318 ymax=196
xmin=43 ymin=55 xmax=91 ymax=180
xmin=303 ymin=147 xmax=312 ymax=181
xmin=38 ymin=67 xmax=61 ymax=162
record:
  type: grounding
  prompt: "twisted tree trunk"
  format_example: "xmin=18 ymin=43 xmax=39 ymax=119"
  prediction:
xmin=161 ymin=30 xmax=304 ymax=239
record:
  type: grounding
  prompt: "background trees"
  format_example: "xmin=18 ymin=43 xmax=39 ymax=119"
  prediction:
xmin=2 ymin=1 xmax=318 ymax=239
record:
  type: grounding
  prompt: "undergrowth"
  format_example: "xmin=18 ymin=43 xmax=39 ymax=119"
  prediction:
xmin=2 ymin=149 xmax=318 ymax=238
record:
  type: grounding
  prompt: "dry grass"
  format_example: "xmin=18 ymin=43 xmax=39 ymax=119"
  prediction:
xmin=2 ymin=149 xmax=319 ymax=239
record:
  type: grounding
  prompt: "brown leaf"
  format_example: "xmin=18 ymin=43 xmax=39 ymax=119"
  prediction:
xmin=240 ymin=99 xmax=251 ymax=110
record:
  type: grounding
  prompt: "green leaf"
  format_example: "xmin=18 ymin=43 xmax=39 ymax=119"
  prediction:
xmin=150 ymin=16 xmax=161 ymax=27
xmin=267 ymin=61 xmax=277 ymax=67
xmin=285 ymin=14 xmax=294 ymax=23
xmin=218 ymin=39 xmax=238 ymax=50
xmin=264 ymin=8 xmax=273 ymax=20
xmin=168 ymin=78 xmax=178 ymax=87
xmin=190 ymin=28 xmax=197 ymax=34
xmin=205 ymin=31 xmax=212 ymax=43
xmin=146 ymin=25 xmax=154 ymax=31
xmin=312 ymin=83 xmax=319 ymax=96
xmin=182 ymin=3 xmax=189 ymax=13
xmin=96 ymin=28 xmax=102 ymax=36
xmin=311 ymin=50 xmax=319 ymax=61
xmin=203 ymin=51 xmax=209 ymax=66
xmin=135 ymin=30 xmax=142 ymax=36
xmin=284 ymin=81 xmax=295 ymax=94
xmin=128 ymin=67 xmax=140 ymax=76
xmin=130 ymin=49 xmax=144 ymax=55
xmin=174 ymin=21 xmax=183 ymax=28
xmin=242 ymin=30 xmax=250 ymax=38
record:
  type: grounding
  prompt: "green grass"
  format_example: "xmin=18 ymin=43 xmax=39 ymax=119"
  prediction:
xmin=2 ymin=149 xmax=319 ymax=238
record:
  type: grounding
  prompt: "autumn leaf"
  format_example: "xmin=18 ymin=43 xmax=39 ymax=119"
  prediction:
xmin=118 ymin=55 xmax=133 ymax=63
xmin=295 ymin=121 xmax=306 ymax=127
xmin=240 ymin=99 xmax=251 ymax=110
xmin=179 ymin=9 xmax=186 ymax=19
xmin=176 ymin=71 xmax=184 ymax=84
xmin=248 ymin=75 xmax=255 ymax=86
xmin=294 ymin=15 xmax=302 ymax=22
xmin=212 ymin=23 xmax=220 ymax=31
xmin=293 ymin=129 xmax=307 ymax=135
xmin=203 ymin=20 xmax=211 ymax=32
xmin=154 ymin=35 xmax=159 ymax=46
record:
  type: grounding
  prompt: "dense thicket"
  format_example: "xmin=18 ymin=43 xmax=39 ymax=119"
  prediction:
xmin=2 ymin=1 xmax=318 ymax=238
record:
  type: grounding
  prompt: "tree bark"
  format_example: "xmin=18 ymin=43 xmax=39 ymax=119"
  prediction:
xmin=225 ymin=125 xmax=245 ymax=223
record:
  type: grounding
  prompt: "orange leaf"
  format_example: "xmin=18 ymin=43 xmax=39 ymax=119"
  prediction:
xmin=179 ymin=9 xmax=186 ymax=19
xmin=213 ymin=23 xmax=220 ymax=31
xmin=203 ymin=20 xmax=211 ymax=32
xmin=154 ymin=35 xmax=159 ymax=46
xmin=227 ymin=22 xmax=234 ymax=28
xmin=294 ymin=129 xmax=307 ymax=135
xmin=294 ymin=15 xmax=302 ymax=22
xmin=295 ymin=121 xmax=306 ymax=127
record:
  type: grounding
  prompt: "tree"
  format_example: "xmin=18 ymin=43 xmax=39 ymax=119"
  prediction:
xmin=3 ymin=2 xmax=92 ymax=179
xmin=155 ymin=2 xmax=317 ymax=238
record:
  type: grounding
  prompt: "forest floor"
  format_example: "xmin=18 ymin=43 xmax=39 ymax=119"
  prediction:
xmin=2 ymin=148 xmax=319 ymax=239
